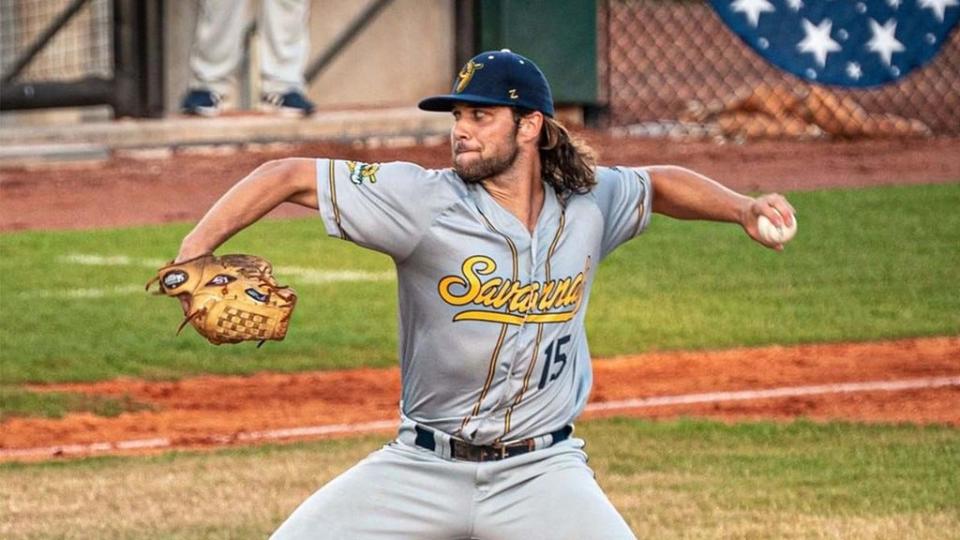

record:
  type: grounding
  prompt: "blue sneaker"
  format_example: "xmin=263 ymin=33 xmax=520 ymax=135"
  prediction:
xmin=262 ymin=90 xmax=315 ymax=117
xmin=180 ymin=89 xmax=222 ymax=117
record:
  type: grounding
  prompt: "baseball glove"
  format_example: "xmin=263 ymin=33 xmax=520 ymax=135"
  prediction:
xmin=146 ymin=254 xmax=297 ymax=346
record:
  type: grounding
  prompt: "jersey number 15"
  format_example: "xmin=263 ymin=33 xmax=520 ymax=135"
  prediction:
xmin=538 ymin=334 xmax=571 ymax=390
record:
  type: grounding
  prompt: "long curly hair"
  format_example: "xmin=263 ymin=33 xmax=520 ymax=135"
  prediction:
xmin=515 ymin=109 xmax=597 ymax=194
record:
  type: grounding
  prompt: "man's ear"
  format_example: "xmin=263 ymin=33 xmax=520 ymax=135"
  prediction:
xmin=517 ymin=111 xmax=544 ymax=143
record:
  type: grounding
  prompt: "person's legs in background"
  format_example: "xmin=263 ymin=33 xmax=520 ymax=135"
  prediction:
xmin=259 ymin=0 xmax=315 ymax=116
xmin=182 ymin=0 xmax=250 ymax=116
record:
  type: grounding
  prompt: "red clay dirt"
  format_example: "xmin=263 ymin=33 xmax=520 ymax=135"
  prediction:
xmin=2 ymin=337 xmax=958 ymax=460
xmin=1 ymin=132 xmax=958 ymax=460
xmin=2 ymin=135 xmax=959 ymax=232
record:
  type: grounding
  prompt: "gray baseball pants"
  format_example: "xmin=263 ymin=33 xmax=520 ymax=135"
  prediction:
xmin=270 ymin=437 xmax=636 ymax=539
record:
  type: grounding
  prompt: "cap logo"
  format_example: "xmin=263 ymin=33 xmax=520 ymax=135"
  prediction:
xmin=508 ymin=89 xmax=519 ymax=100
xmin=455 ymin=60 xmax=484 ymax=93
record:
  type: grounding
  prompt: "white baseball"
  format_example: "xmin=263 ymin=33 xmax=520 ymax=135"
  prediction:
xmin=757 ymin=212 xmax=797 ymax=244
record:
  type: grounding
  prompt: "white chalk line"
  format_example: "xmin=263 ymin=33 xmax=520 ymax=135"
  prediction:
xmin=22 ymin=254 xmax=394 ymax=299
xmin=584 ymin=376 xmax=960 ymax=411
xmin=62 ymin=254 xmax=167 ymax=267
xmin=3 ymin=376 xmax=958 ymax=460
xmin=0 ymin=420 xmax=399 ymax=460
xmin=26 ymin=285 xmax=146 ymax=299
xmin=277 ymin=267 xmax=394 ymax=284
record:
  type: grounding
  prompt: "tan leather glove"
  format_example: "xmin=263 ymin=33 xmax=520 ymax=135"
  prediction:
xmin=147 ymin=254 xmax=297 ymax=346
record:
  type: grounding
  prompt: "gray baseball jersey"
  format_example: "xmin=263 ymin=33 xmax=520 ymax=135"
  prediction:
xmin=314 ymin=159 xmax=651 ymax=445
xmin=270 ymin=160 xmax=650 ymax=539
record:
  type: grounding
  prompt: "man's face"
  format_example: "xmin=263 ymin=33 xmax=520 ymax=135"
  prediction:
xmin=450 ymin=104 xmax=520 ymax=183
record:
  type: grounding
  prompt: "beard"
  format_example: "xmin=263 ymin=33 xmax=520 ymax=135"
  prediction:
xmin=452 ymin=137 xmax=520 ymax=184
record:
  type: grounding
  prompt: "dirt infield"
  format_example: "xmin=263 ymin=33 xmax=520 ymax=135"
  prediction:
xmin=1 ymin=132 xmax=958 ymax=460
xmin=2 ymin=134 xmax=959 ymax=232
xmin=2 ymin=337 xmax=958 ymax=460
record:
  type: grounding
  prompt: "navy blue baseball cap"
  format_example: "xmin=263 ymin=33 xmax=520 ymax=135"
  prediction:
xmin=418 ymin=49 xmax=555 ymax=117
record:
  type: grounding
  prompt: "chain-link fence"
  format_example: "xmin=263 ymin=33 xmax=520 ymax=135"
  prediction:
xmin=597 ymin=0 xmax=960 ymax=140
xmin=1 ymin=0 xmax=163 ymax=118
xmin=0 ymin=0 xmax=112 ymax=82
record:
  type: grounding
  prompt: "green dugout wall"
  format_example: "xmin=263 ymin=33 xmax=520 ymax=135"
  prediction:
xmin=471 ymin=0 xmax=599 ymax=107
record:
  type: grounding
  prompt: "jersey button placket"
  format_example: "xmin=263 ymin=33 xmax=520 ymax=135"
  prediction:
xmin=522 ymin=231 xmax=539 ymax=327
xmin=505 ymin=240 xmax=533 ymax=376
xmin=481 ymin=236 xmax=531 ymax=434
xmin=501 ymin=237 xmax=543 ymax=422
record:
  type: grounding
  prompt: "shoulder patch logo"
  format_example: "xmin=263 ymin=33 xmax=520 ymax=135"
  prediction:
xmin=346 ymin=161 xmax=380 ymax=185
xmin=455 ymin=60 xmax=484 ymax=93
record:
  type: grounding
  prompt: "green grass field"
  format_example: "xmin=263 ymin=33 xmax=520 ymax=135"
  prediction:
xmin=1 ymin=182 xmax=958 ymax=538
xmin=1 ymin=183 xmax=957 ymax=389
xmin=2 ymin=419 xmax=958 ymax=539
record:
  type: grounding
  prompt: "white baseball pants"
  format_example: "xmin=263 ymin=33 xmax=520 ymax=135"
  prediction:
xmin=188 ymin=0 xmax=310 ymax=96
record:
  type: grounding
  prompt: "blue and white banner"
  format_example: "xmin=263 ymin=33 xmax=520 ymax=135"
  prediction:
xmin=709 ymin=0 xmax=960 ymax=87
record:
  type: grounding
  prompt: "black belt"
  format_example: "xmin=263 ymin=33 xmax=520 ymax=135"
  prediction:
xmin=414 ymin=425 xmax=572 ymax=462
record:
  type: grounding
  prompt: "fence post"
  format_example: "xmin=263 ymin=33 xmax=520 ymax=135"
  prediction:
xmin=112 ymin=0 xmax=165 ymax=118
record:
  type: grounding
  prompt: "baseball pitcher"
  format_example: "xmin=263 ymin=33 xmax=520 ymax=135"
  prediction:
xmin=174 ymin=50 xmax=795 ymax=539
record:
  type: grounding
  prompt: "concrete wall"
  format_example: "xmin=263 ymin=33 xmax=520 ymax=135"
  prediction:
xmin=164 ymin=0 xmax=456 ymax=113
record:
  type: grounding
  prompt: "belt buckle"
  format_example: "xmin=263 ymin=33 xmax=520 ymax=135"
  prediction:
xmin=498 ymin=438 xmax=534 ymax=460
xmin=454 ymin=438 xmax=535 ymax=462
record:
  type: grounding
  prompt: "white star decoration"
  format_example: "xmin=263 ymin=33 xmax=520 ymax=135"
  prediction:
xmin=797 ymin=18 xmax=842 ymax=67
xmin=731 ymin=0 xmax=775 ymax=27
xmin=718 ymin=0 xmax=955 ymax=85
xmin=867 ymin=18 xmax=905 ymax=66
xmin=846 ymin=62 xmax=863 ymax=79
xmin=918 ymin=0 xmax=958 ymax=22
